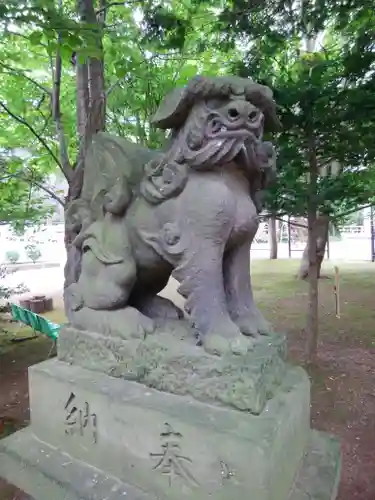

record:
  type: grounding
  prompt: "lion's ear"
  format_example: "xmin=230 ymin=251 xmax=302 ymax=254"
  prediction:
xmin=151 ymin=75 xmax=212 ymax=130
xmin=151 ymin=86 xmax=189 ymax=130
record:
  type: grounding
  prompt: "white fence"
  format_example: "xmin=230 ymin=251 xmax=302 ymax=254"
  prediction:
xmin=252 ymin=221 xmax=374 ymax=261
xmin=1 ymin=222 xmax=374 ymax=266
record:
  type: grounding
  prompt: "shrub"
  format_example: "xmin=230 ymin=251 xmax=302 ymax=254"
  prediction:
xmin=25 ymin=244 xmax=42 ymax=263
xmin=0 ymin=265 xmax=28 ymax=301
xmin=5 ymin=250 xmax=20 ymax=264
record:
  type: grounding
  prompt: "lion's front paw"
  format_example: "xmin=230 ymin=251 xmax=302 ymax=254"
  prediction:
xmin=71 ymin=306 xmax=155 ymax=340
xmin=202 ymin=320 xmax=252 ymax=356
xmin=235 ymin=308 xmax=273 ymax=337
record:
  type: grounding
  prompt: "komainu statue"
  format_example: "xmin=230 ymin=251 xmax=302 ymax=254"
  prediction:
xmin=64 ymin=75 xmax=280 ymax=356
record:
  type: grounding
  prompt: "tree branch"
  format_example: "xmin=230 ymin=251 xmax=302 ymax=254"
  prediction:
xmin=0 ymin=101 xmax=62 ymax=169
xmin=273 ymin=216 xmax=308 ymax=229
xmin=268 ymin=203 xmax=375 ymax=230
xmin=98 ymin=0 xmax=107 ymax=24
xmin=262 ymin=211 xmax=309 ymax=228
xmin=331 ymin=203 xmax=375 ymax=222
xmin=5 ymin=29 xmax=49 ymax=49
xmin=38 ymin=109 xmax=53 ymax=136
xmin=31 ymin=178 xmax=65 ymax=207
xmin=52 ymin=7 xmax=73 ymax=182
xmin=95 ymin=1 xmax=126 ymax=16
xmin=106 ymin=77 xmax=125 ymax=97
xmin=1 ymin=172 xmax=65 ymax=207
xmin=105 ymin=51 xmax=193 ymax=98
xmin=0 ymin=62 xmax=52 ymax=95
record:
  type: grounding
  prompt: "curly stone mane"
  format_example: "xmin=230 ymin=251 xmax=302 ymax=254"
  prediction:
xmin=140 ymin=75 xmax=278 ymax=206
xmin=151 ymin=75 xmax=280 ymax=132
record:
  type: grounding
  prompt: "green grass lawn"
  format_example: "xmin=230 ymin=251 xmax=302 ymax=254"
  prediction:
xmin=252 ymin=259 xmax=375 ymax=349
xmin=1 ymin=259 xmax=375 ymax=353
xmin=1 ymin=260 xmax=375 ymax=499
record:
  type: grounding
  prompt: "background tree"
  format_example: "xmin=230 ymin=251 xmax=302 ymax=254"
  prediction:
xmin=0 ymin=0 xmax=224 ymax=308
xmin=0 ymin=154 xmax=50 ymax=230
xmin=2 ymin=0 xmax=374 ymax=363
xmin=206 ymin=0 xmax=375 ymax=361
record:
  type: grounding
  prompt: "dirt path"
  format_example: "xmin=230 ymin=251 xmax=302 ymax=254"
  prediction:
xmin=1 ymin=276 xmax=375 ymax=500
xmin=0 ymin=337 xmax=52 ymax=500
xmin=311 ymin=346 xmax=375 ymax=499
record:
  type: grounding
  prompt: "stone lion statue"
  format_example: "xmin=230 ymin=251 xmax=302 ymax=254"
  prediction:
xmin=64 ymin=75 xmax=280 ymax=355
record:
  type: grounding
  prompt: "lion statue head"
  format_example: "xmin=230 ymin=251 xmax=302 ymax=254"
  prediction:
xmin=141 ymin=75 xmax=279 ymax=210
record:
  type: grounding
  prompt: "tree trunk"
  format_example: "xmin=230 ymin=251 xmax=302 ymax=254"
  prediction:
xmin=64 ymin=0 xmax=106 ymax=319
xmin=269 ymin=215 xmax=278 ymax=259
xmin=298 ymin=214 xmax=329 ymax=280
xmin=76 ymin=62 xmax=89 ymax=140
xmin=305 ymin=131 xmax=319 ymax=364
xmin=305 ymin=207 xmax=318 ymax=363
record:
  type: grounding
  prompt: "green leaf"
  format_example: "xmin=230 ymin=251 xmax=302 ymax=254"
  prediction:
xmin=28 ymin=31 xmax=43 ymax=46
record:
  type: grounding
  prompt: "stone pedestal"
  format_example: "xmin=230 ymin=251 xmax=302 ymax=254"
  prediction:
xmin=0 ymin=328 xmax=341 ymax=500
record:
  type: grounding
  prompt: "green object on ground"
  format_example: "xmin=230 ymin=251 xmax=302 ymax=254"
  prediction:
xmin=10 ymin=303 xmax=60 ymax=341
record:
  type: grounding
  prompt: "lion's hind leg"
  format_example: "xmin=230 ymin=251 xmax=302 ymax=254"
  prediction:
xmin=130 ymin=294 xmax=184 ymax=321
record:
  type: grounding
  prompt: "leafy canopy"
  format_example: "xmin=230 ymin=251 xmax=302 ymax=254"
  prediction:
xmin=1 ymin=0 xmax=374 ymax=226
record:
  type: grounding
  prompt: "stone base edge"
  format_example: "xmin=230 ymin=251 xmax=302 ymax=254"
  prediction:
xmin=0 ymin=429 xmax=154 ymax=500
xmin=289 ymin=430 xmax=341 ymax=500
xmin=0 ymin=428 xmax=340 ymax=500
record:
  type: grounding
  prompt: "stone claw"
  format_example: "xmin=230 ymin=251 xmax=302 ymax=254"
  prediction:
xmin=235 ymin=308 xmax=274 ymax=337
xmin=202 ymin=320 xmax=252 ymax=356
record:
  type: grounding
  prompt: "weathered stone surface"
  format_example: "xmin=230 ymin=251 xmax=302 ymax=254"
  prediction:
xmin=64 ymin=75 xmax=279 ymax=356
xmin=57 ymin=325 xmax=287 ymax=414
xmin=0 ymin=74 xmax=341 ymax=500
xmin=0 ymin=361 xmax=340 ymax=500
xmin=289 ymin=431 xmax=342 ymax=500
xmin=0 ymin=429 xmax=153 ymax=500
xmin=0 ymin=429 xmax=341 ymax=500
xmin=27 ymin=359 xmax=310 ymax=500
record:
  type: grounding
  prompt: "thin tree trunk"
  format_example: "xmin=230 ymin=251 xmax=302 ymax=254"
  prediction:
xmin=298 ymin=214 xmax=329 ymax=279
xmin=269 ymin=215 xmax=278 ymax=259
xmin=73 ymin=0 xmax=106 ymax=200
xmin=76 ymin=62 xmax=89 ymax=140
xmin=53 ymin=0 xmax=73 ymax=182
xmin=64 ymin=0 xmax=106 ymax=319
xmin=305 ymin=132 xmax=319 ymax=363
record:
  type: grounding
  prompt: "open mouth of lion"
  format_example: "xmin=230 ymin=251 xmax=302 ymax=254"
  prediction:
xmin=206 ymin=118 xmax=262 ymax=139
xmin=205 ymin=119 xmax=260 ymax=169
xmin=234 ymin=143 xmax=252 ymax=169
